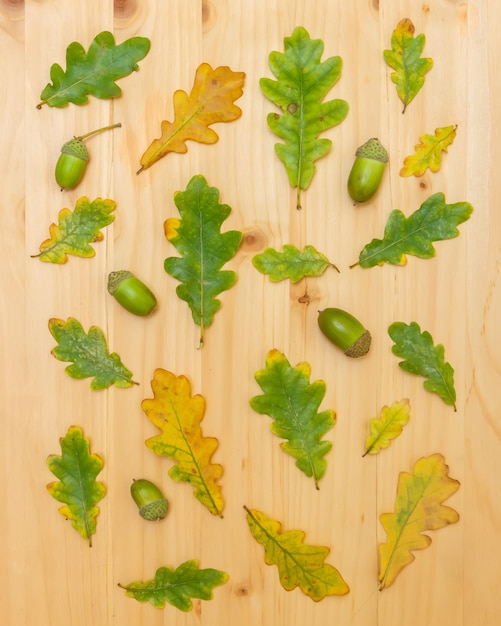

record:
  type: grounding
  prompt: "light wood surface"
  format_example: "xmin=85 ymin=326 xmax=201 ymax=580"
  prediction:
xmin=1 ymin=1 xmax=500 ymax=624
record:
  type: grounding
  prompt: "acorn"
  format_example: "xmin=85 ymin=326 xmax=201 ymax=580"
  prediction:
xmin=107 ymin=270 xmax=158 ymax=317
xmin=55 ymin=123 xmax=121 ymax=190
xmin=130 ymin=479 xmax=169 ymax=521
xmin=347 ymin=138 xmax=388 ymax=203
xmin=318 ymin=307 xmax=371 ymax=357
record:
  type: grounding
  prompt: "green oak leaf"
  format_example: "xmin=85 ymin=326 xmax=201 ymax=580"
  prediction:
xmin=352 ymin=192 xmax=473 ymax=268
xmin=46 ymin=425 xmax=106 ymax=546
xmin=33 ymin=196 xmax=116 ymax=264
xmin=164 ymin=175 xmax=243 ymax=347
xmin=388 ymin=321 xmax=456 ymax=410
xmin=260 ymin=26 xmax=349 ymax=209
xmin=252 ymin=244 xmax=337 ymax=283
xmin=250 ymin=349 xmax=336 ymax=489
xmin=383 ymin=18 xmax=433 ymax=113
xmin=49 ymin=317 xmax=138 ymax=390
xmin=38 ymin=30 xmax=150 ymax=108
xmin=244 ymin=507 xmax=349 ymax=600
xmin=118 ymin=560 xmax=229 ymax=611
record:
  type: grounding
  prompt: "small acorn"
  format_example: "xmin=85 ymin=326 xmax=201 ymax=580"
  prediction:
xmin=55 ymin=123 xmax=121 ymax=190
xmin=318 ymin=307 xmax=371 ymax=357
xmin=107 ymin=270 xmax=158 ymax=317
xmin=347 ymin=138 xmax=388 ymax=203
xmin=130 ymin=479 xmax=169 ymax=521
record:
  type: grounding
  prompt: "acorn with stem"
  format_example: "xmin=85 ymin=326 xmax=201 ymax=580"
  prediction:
xmin=55 ymin=123 xmax=121 ymax=190
xmin=318 ymin=307 xmax=371 ymax=358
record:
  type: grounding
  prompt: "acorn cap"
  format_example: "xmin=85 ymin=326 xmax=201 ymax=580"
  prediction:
xmin=344 ymin=329 xmax=372 ymax=358
xmin=138 ymin=498 xmax=169 ymax=521
xmin=355 ymin=138 xmax=388 ymax=163
xmin=61 ymin=138 xmax=89 ymax=161
xmin=107 ymin=270 xmax=133 ymax=295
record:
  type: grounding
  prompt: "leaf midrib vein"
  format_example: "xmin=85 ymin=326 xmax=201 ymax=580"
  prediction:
xmin=380 ymin=474 xmax=433 ymax=587
xmin=167 ymin=391 xmax=220 ymax=516
xmin=145 ymin=79 xmax=236 ymax=166
xmin=67 ymin=439 xmax=92 ymax=543
xmin=278 ymin=372 xmax=318 ymax=487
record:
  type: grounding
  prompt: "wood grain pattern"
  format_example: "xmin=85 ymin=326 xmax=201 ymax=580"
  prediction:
xmin=1 ymin=1 xmax=500 ymax=624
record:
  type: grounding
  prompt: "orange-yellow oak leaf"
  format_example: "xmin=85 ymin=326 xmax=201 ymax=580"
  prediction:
xmin=141 ymin=368 xmax=224 ymax=517
xmin=378 ymin=453 xmax=460 ymax=590
xmin=138 ymin=63 xmax=245 ymax=173
xmin=400 ymin=125 xmax=457 ymax=177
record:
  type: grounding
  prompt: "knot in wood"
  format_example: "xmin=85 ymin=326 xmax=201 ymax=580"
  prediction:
xmin=114 ymin=0 xmax=137 ymax=18
xmin=0 ymin=0 xmax=24 ymax=19
xmin=202 ymin=0 xmax=217 ymax=33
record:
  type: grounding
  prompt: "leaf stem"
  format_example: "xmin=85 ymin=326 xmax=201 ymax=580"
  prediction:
xmin=296 ymin=187 xmax=302 ymax=210
xmin=77 ymin=122 xmax=122 ymax=142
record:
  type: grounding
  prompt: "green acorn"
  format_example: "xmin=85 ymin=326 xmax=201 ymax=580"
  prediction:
xmin=318 ymin=307 xmax=371 ymax=357
xmin=347 ymin=138 xmax=388 ymax=203
xmin=130 ymin=479 xmax=169 ymax=521
xmin=55 ymin=123 xmax=121 ymax=190
xmin=107 ymin=270 xmax=158 ymax=317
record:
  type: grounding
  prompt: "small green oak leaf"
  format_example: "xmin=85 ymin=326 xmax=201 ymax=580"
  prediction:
xmin=33 ymin=196 xmax=116 ymax=264
xmin=46 ymin=425 xmax=106 ymax=546
xmin=118 ymin=560 xmax=229 ymax=611
xmin=49 ymin=317 xmax=138 ymax=390
xmin=352 ymin=192 xmax=473 ymax=268
xmin=38 ymin=31 xmax=150 ymax=108
xmin=388 ymin=322 xmax=456 ymax=410
xmin=252 ymin=244 xmax=337 ymax=283
xmin=383 ymin=18 xmax=433 ymax=113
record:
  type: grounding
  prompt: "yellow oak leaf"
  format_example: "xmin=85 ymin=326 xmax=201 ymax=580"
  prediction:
xmin=244 ymin=507 xmax=349 ymax=601
xmin=378 ymin=453 xmax=460 ymax=590
xmin=138 ymin=63 xmax=245 ymax=173
xmin=400 ymin=125 xmax=457 ymax=177
xmin=363 ymin=399 xmax=410 ymax=456
xmin=141 ymin=368 xmax=224 ymax=517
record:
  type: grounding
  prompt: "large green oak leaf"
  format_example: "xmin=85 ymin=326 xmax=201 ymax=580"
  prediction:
xmin=260 ymin=26 xmax=349 ymax=208
xmin=250 ymin=349 xmax=336 ymax=489
xmin=164 ymin=175 xmax=242 ymax=347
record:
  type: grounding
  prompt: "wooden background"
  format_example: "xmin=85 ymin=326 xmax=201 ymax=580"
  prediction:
xmin=1 ymin=0 xmax=500 ymax=624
